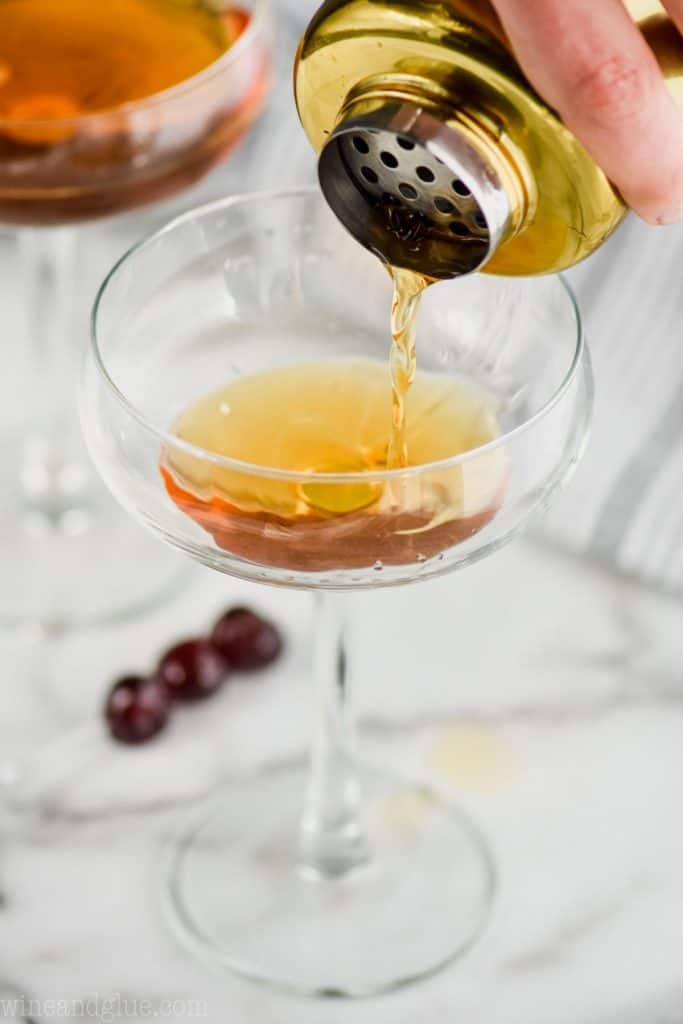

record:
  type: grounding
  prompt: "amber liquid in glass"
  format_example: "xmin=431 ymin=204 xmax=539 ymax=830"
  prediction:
xmin=0 ymin=0 xmax=265 ymax=223
xmin=161 ymin=344 xmax=505 ymax=572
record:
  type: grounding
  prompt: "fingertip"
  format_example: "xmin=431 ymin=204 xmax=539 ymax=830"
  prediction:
xmin=641 ymin=204 xmax=683 ymax=227
xmin=622 ymin=174 xmax=683 ymax=225
xmin=616 ymin=128 xmax=683 ymax=226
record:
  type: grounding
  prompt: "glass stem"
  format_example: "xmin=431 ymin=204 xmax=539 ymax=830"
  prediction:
xmin=18 ymin=226 xmax=89 ymax=525
xmin=299 ymin=591 xmax=371 ymax=879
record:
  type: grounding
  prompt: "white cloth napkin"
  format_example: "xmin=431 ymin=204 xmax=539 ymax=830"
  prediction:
xmin=547 ymin=216 xmax=683 ymax=595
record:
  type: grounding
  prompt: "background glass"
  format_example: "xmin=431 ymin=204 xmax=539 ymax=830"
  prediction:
xmin=0 ymin=0 xmax=270 ymax=627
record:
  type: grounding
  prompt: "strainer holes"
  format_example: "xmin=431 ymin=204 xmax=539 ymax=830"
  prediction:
xmin=360 ymin=166 xmax=379 ymax=184
xmin=380 ymin=151 xmax=399 ymax=169
xmin=475 ymin=212 xmax=488 ymax=229
xmin=452 ymin=180 xmax=471 ymax=198
xmin=434 ymin=197 xmax=455 ymax=215
xmin=449 ymin=221 xmax=469 ymax=237
xmin=416 ymin=166 xmax=435 ymax=183
xmin=352 ymin=136 xmax=370 ymax=155
xmin=397 ymin=136 xmax=415 ymax=150
xmin=398 ymin=183 xmax=418 ymax=200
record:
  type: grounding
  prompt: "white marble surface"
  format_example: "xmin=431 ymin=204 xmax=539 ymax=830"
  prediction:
xmin=2 ymin=3 xmax=683 ymax=1017
xmin=1 ymin=535 xmax=683 ymax=1023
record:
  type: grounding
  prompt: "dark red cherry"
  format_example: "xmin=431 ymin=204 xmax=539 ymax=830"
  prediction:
xmin=157 ymin=639 xmax=228 ymax=702
xmin=210 ymin=607 xmax=283 ymax=671
xmin=105 ymin=675 xmax=171 ymax=745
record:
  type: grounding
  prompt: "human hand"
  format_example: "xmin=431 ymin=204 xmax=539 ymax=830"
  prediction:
xmin=489 ymin=0 xmax=683 ymax=224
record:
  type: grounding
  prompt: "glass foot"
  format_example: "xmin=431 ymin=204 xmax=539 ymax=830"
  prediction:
xmin=162 ymin=762 xmax=496 ymax=997
xmin=0 ymin=467 xmax=185 ymax=629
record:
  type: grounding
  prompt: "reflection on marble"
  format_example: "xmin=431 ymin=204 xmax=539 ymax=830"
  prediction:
xmin=1 ymin=537 xmax=683 ymax=1023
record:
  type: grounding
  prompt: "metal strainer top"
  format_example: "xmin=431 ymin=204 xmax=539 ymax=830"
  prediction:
xmin=318 ymin=101 xmax=514 ymax=279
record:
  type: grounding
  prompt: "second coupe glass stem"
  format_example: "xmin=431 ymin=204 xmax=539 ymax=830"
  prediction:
xmin=19 ymin=226 xmax=88 ymax=524
xmin=299 ymin=591 xmax=371 ymax=878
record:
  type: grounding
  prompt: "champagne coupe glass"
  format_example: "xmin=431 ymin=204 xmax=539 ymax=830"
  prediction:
xmin=0 ymin=0 xmax=270 ymax=628
xmin=83 ymin=187 xmax=592 ymax=997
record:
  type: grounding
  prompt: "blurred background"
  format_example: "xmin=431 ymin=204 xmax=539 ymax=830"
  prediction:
xmin=1 ymin=2 xmax=682 ymax=1022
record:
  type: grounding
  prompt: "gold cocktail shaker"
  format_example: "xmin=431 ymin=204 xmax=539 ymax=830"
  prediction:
xmin=294 ymin=1 xmax=683 ymax=278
